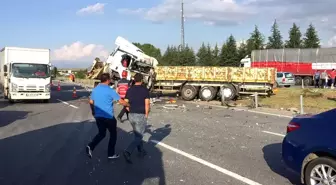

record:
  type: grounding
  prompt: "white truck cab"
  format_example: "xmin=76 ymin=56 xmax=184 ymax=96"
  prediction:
xmin=240 ymin=55 xmax=251 ymax=67
xmin=106 ymin=36 xmax=158 ymax=89
xmin=0 ymin=47 xmax=52 ymax=103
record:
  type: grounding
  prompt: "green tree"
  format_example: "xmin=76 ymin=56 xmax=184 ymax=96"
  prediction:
xmin=205 ymin=44 xmax=215 ymax=66
xmin=178 ymin=45 xmax=196 ymax=66
xmin=133 ymin=43 xmax=162 ymax=60
xmin=237 ymin=41 xmax=249 ymax=62
xmin=285 ymin=23 xmax=302 ymax=48
xmin=267 ymin=19 xmax=283 ymax=49
xmin=302 ymin=23 xmax=320 ymax=48
xmin=219 ymin=35 xmax=239 ymax=66
xmin=75 ymin=70 xmax=87 ymax=79
xmin=161 ymin=45 xmax=178 ymax=66
xmin=196 ymin=43 xmax=208 ymax=66
xmin=212 ymin=44 xmax=220 ymax=65
xmin=247 ymin=25 xmax=265 ymax=52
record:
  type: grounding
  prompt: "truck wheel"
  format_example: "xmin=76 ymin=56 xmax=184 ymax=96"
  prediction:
xmin=42 ymin=99 xmax=49 ymax=103
xmin=181 ymin=85 xmax=198 ymax=101
xmin=199 ymin=86 xmax=216 ymax=101
xmin=220 ymin=84 xmax=236 ymax=101
xmin=303 ymin=76 xmax=313 ymax=86
xmin=304 ymin=157 xmax=336 ymax=185
xmin=295 ymin=76 xmax=302 ymax=85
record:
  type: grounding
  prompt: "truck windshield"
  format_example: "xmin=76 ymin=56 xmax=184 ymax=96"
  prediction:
xmin=12 ymin=63 xmax=50 ymax=78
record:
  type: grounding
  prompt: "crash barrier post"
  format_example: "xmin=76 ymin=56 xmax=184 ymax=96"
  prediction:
xmin=301 ymin=79 xmax=304 ymax=89
xmin=300 ymin=94 xmax=304 ymax=114
xmin=254 ymin=92 xmax=258 ymax=108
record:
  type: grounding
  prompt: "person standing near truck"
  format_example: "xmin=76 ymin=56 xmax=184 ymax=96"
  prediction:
xmin=314 ymin=70 xmax=321 ymax=88
xmin=86 ymin=73 xmax=129 ymax=159
xmin=122 ymin=73 xmax=150 ymax=163
xmin=321 ymin=70 xmax=328 ymax=88
xmin=117 ymin=71 xmax=130 ymax=122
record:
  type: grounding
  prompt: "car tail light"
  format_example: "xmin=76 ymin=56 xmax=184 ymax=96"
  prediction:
xmin=287 ymin=122 xmax=300 ymax=133
xmin=282 ymin=78 xmax=286 ymax=82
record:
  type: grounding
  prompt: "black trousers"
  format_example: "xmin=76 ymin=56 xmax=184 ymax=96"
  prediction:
xmin=315 ymin=79 xmax=320 ymax=88
xmin=117 ymin=106 xmax=129 ymax=119
xmin=88 ymin=117 xmax=117 ymax=156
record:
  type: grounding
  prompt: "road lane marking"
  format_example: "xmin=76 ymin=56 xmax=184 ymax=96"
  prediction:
xmin=57 ymin=99 xmax=78 ymax=109
xmin=187 ymin=102 xmax=293 ymax=119
xmin=151 ymin=140 xmax=262 ymax=185
xmin=262 ymin=131 xmax=285 ymax=137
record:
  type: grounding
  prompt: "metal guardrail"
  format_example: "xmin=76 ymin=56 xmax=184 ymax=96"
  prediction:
xmin=55 ymin=77 xmax=99 ymax=91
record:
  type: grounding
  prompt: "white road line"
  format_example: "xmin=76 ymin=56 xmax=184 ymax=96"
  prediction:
xmin=151 ymin=140 xmax=262 ymax=185
xmin=262 ymin=131 xmax=285 ymax=137
xmin=69 ymin=104 xmax=79 ymax=109
xmin=57 ymin=99 xmax=78 ymax=109
xmin=188 ymin=102 xmax=293 ymax=119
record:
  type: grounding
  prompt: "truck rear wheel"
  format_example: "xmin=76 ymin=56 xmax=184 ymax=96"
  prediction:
xmin=303 ymin=76 xmax=313 ymax=86
xmin=199 ymin=86 xmax=216 ymax=101
xmin=295 ymin=76 xmax=302 ymax=85
xmin=220 ymin=84 xmax=237 ymax=102
xmin=181 ymin=85 xmax=198 ymax=101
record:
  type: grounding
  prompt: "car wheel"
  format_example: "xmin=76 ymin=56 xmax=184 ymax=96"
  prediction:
xmin=304 ymin=157 xmax=336 ymax=185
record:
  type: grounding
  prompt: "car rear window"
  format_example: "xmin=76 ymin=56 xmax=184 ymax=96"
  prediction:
xmin=277 ymin=73 xmax=283 ymax=78
xmin=285 ymin=73 xmax=294 ymax=78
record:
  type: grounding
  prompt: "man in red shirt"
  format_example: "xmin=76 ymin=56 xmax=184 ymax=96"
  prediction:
xmin=116 ymin=71 xmax=131 ymax=122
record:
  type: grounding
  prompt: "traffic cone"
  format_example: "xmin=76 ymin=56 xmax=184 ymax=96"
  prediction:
xmin=57 ymin=81 xmax=61 ymax=91
xmin=72 ymin=87 xmax=77 ymax=98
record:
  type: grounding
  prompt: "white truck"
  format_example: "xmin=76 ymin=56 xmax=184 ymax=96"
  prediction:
xmin=87 ymin=36 xmax=158 ymax=89
xmin=0 ymin=47 xmax=52 ymax=103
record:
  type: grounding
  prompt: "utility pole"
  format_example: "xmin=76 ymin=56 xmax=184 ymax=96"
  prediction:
xmin=181 ymin=0 xmax=185 ymax=49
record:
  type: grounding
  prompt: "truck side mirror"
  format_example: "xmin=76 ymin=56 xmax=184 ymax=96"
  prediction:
xmin=3 ymin=65 xmax=7 ymax=76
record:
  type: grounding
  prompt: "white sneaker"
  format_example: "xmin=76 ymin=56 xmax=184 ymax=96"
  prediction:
xmin=108 ymin=154 xmax=120 ymax=159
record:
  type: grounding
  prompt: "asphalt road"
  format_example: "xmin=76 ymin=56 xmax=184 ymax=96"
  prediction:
xmin=0 ymin=81 xmax=301 ymax=185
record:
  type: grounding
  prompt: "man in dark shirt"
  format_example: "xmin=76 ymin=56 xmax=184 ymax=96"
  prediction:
xmin=123 ymin=73 xmax=150 ymax=163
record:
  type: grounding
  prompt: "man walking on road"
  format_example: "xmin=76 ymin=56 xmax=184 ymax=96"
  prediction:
xmin=86 ymin=73 xmax=129 ymax=159
xmin=123 ymin=73 xmax=150 ymax=163
xmin=116 ymin=71 xmax=131 ymax=123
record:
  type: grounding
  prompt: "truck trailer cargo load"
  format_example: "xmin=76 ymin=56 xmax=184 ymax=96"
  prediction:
xmin=240 ymin=48 xmax=336 ymax=86
xmin=154 ymin=66 xmax=276 ymax=102
xmin=0 ymin=47 xmax=52 ymax=103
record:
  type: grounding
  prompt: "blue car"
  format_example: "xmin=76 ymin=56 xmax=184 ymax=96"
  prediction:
xmin=282 ymin=109 xmax=336 ymax=185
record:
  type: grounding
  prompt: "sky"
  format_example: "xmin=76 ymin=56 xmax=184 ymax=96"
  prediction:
xmin=1 ymin=0 xmax=336 ymax=68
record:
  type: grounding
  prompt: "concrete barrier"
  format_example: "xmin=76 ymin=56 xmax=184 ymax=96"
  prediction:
xmin=55 ymin=77 xmax=99 ymax=90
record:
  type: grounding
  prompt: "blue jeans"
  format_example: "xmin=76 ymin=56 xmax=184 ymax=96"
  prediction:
xmin=125 ymin=113 xmax=147 ymax=154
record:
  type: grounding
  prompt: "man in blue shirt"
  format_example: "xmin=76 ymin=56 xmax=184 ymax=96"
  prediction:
xmin=86 ymin=73 xmax=129 ymax=159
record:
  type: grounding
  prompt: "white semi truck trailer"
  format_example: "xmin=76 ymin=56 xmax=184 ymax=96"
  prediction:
xmin=0 ymin=47 xmax=52 ymax=103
